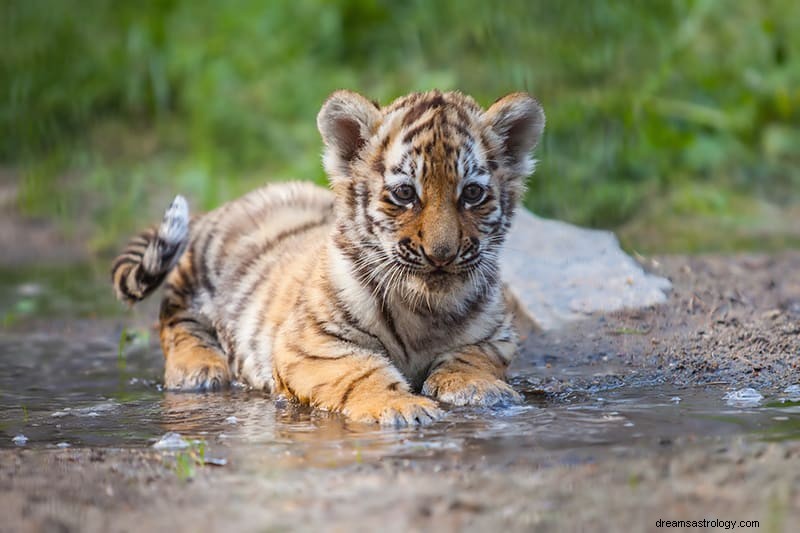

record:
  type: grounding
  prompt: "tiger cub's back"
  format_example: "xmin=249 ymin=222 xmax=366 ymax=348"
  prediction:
xmin=167 ymin=183 xmax=336 ymax=379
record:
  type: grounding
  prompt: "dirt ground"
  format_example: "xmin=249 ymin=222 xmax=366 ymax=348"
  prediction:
xmin=0 ymin=177 xmax=88 ymax=267
xmin=1 ymin=438 xmax=798 ymax=533
xmin=521 ymin=253 xmax=800 ymax=391
xmin=2 ymin=252 xmax=799 ymax=532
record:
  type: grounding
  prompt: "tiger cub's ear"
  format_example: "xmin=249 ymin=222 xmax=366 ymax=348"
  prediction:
xmin=317 ymin=90 xmax=382 ymax=181
xmin=483 ymin=93 xmax=545 ymax=178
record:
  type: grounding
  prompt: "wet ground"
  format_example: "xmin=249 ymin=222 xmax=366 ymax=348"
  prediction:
xmin=1 ymin=253 xmax=799 ymax=531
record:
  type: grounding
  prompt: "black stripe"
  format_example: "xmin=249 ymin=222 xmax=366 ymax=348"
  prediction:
xmin=188 ymin=247 xmax=197 ymax=286
xmin=441 ymin=284 xmax=493 ymax=327
xmin=135 ymin=266 xmax=167 ymax=291
xmin=157 ymin=242 xmax=181 ymax=270
xmin=345 ymin=180 xmax=357 ymax=217
xmin=213 ymin=207 xmax=261 ymax=276
xmin=229 ymin=217 xmax=329 ymax=283
xmin=483 ymin=342 xmax=506 ymax=365
xmin=195 ymin=231 xmax=216 ymax=296
xmin=380 ymin=302 xmax=409 ymax=364
xmin=401 ymin=95 xmax=444 ymax=127
xmin=164 ymin=282 xmax=190 ymax=298
xmin=123 ymin=248 xmax=145 ymax=260
xmin=402 ymin=118 xmax=435 ymax=144
xmin=288 ymin=342 xmax=351 ymax=362
xmin=165 ymin=316 xmax=204 ymax=329
xmin=307 ymin=311 xmax=356 ymax=346
xmin=340 ymin=366 xmax=381 ymax=408
xmin=111 ymin=255 xmax=138 ymax=274
xmin=128 ymin=236 xmax=150 ymax=247
xmin=247 ymin=291 xmax=274 ymax=356
xmin=427 ymin=358 xmax=448 ymax=375
xmin=454 ymin=356 xmax=481 ymax=369
xmin=478 ymin=322 xmax=503 ymax=345
xmin=335 ymin=296 xmax=383 ymax=347
xmin=164 ymin=272 xmax=191 ymax=299
xmin=117 ymin=271 xmax=140 ymax=302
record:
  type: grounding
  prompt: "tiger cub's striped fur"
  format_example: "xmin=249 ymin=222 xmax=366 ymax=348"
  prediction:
xmin=112 ymin=90 xmax=545 ymax=426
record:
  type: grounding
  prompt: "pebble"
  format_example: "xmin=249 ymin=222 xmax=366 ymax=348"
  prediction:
xmin=782 ymin=384 xmax=800 ymax=401
xmin=12 ymin=434 xmax=28 ymax=446
xmin=152 ymin=432 xmax=190 ymax=450
xmin=723 ymin=388 xmax=763 ymax=408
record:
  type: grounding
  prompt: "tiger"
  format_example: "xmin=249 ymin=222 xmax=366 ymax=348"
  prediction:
xmin=111 ymin=89 xmax=545 ymax=426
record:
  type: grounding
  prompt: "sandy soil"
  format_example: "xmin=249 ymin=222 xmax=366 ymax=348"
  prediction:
xmin=2 ymin=252 xmax=799 ymax=532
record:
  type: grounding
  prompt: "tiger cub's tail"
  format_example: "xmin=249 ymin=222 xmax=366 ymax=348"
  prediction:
xmin=111 ymin=195 xmax=190 ymax=304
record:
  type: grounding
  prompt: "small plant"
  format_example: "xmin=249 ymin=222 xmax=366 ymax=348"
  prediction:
xmin=173 ymin=440 xmax=207 ymax=481
xmin=117 ymin=327 xmax=129 ymax=371
xmin=117 ymin=327 xmax=151 ymax=371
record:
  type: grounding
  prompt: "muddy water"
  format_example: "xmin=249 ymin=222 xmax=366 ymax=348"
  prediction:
xmin=1 ymin=264 xmax=798 ymax=469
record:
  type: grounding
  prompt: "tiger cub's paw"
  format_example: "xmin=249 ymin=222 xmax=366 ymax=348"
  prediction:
xmin=345 ymin=393 xmax=443 ymax=427
xmin=165 ymin=351 xmax=231 ymax=392
xmin=422 ymin=372 xmax=522 ymax=407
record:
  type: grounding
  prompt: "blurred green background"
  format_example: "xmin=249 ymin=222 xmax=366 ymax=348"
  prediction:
xmin=2 ymin=0 xmax=799 ymax=255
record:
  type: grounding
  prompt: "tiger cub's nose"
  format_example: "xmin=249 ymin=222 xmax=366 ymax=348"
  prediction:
xmin=424 ymin=243 xmax=457 ymax=267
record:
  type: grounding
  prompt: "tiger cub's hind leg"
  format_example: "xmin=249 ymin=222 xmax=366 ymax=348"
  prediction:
xmin=159 ymin=296 xmax=231 ymax=392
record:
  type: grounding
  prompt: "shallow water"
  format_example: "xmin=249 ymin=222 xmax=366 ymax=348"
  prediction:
xmin=1 ymin=264 xmax=798 ymax=469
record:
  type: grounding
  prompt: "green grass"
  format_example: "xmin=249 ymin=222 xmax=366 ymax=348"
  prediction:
xmin=172 ymin=440 xmax=209 ymax=482
xmin=2 ymin=0 xmax=799 ymax=253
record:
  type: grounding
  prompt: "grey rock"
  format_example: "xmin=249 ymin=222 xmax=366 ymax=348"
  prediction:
xmin=501 ymin=209 xmax=671 ymax=330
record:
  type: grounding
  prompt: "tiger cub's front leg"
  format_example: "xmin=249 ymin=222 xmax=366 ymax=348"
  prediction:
xmin=272 ymin=337 xmax=443 ymax=426
xmin=422 ymin=339 xmax=522 ymax=407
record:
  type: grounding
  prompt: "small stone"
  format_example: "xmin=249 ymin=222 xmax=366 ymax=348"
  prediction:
xmin=152 ymin=432 xmax=190 ymax=450
xmin=723 ymin=388 xmax=763 ymax=407
xmin=783 ymin=384 xmax=800 ymax=400
xmin=12 ymin=434 xmax=28 ymax=446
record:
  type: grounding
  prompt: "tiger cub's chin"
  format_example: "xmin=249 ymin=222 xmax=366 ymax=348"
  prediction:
xmin=111 ymin=89 xmax=544 ymax=427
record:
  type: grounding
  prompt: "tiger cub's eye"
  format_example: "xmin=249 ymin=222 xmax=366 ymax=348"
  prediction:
xmin=392 ymin=184 xmax=416 ymax=204
xmin=461 ymin=183 xmax=485 ymax=204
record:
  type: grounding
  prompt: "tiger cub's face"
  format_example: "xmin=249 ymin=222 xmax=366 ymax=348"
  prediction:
xmin=318 ymin=90 xmax=544 ymax=300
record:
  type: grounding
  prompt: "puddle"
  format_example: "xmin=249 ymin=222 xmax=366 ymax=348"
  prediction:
xmin=1 ymin=264 xmax=798 ymax=469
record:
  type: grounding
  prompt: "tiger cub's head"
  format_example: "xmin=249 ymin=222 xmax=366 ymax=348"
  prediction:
xmin=318 ymin=90 xmax=544 ymax=302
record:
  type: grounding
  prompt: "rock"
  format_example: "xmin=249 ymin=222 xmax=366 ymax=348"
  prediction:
xmin=152 ymin=432 xmax=190 ymax=450
xmin=723 ymin=388 xmax=763 ymax=408
xmin=501 ymin=209 xmax=671 ymax=330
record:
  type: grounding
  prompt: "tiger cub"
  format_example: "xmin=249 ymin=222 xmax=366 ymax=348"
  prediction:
xmin=112 ymin=90 xmax=545 ymax=426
